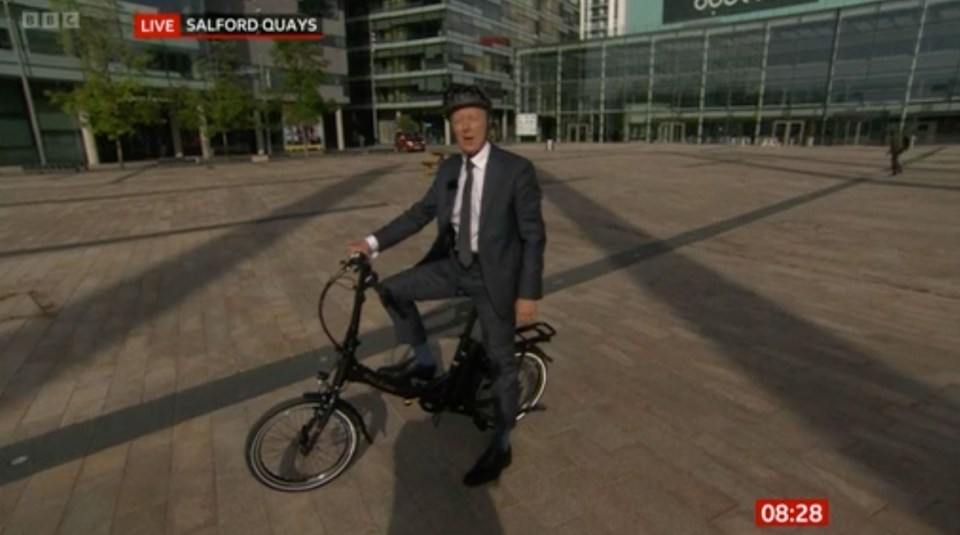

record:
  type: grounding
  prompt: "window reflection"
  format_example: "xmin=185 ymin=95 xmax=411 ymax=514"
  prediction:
xmin=519 ymin=0 xmax=960 ymax=144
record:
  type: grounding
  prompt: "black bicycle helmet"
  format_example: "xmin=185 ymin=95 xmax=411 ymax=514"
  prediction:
xmin=443 ymin=83 xmax=492 ymax=118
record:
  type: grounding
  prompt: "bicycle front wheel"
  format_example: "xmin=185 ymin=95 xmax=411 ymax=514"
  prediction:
xmin=246 ymin=398 xmax=359 ymax=492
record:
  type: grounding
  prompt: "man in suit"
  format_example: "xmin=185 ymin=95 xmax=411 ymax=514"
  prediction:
xmin=347 ymin=83 xmax=546 ymax=486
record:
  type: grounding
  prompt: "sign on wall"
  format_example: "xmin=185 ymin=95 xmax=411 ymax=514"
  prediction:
xmin=663 ymin=0 xmax=818 ymax=24
xmin=283 ymin=120 xmax=324 ymax=151
xmin=516 ymin=113 xmax=538 ymax=137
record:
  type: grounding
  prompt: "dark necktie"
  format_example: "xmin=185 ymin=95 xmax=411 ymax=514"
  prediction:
xmin=458 ymin=156 xmax=474 ymax=267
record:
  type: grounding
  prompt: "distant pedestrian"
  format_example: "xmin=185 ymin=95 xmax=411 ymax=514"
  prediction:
xmin=888 ymin=132 xmax=909 ymax=175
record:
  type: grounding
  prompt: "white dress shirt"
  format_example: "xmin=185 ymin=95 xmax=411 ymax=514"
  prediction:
xmin=366 ymin=141 xmax=490 ymax=257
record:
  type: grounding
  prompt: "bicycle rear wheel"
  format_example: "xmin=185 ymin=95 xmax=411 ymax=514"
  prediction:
xmin=475 ymin=349 xmax=549 ymax=423
xmin=515 ymin=350 xmax=548 ymax=419
xmin=246 ymin=398 xmax=359 ymax=492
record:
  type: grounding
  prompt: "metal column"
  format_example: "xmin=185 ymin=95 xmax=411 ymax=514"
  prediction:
xmin=599 ymin=42 xmax=606 ymax=143
xmin=513 ymin=48 xmax=521 ymax=143
xmin=697 ymin=31 xmax=710 ymax=145
xmin=537 ymin=85 xmax=543 ymax=142
xmin=754 ymin=22 xmax=772 ymax=143
xmin=900 ymin=0 xmax=930 ymax=136
xmin=556 ymin=47 xmax=562 ymax=142
xmin=820 ymin=9 xmax=844 ymax=145
xmin=3 ymin=0 xmax=47 ymax=165
xmin=370 ymin=31 xmax=378 ymax=144
xmin=645 ymin=38 xmax=655 ymax=143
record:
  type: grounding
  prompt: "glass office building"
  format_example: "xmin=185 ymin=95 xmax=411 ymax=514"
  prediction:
xmin=517 ymin=0 xmax=960 ymax=145
xmin=344 ymin=0 xmax=579 ymax=146
xmin=0 ymin=0 xmax=210 ymax=166
xmin=1 ymin=0 xmax=347 ymax=167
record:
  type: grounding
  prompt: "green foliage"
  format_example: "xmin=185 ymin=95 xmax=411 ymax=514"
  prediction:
xmin=396 ymin=115 xmax=420 ymax=133
xmin=165 ymin=84 xmax=204 ymax=132
xmin=196 ymin=41 xmax=256 ymax=140
xmin=46 ymin=0 xmax=162 ymax=164
xmin=271 ymin=40 xmax=334 ymax=146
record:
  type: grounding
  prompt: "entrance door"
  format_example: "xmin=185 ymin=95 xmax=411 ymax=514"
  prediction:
xmin=567 ymin=123 xmax=589 ymax=142
xmin=773 ymin=120 xmax=804 ymax=146
xmin=657 ymin=122 xmax=685 ymax=143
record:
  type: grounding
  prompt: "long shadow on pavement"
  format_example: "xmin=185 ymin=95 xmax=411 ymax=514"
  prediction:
xmin=0 ymin=150 xmax=945 ymax=481
xmin=3 ymin=150 xmax=957 ymax=534
xmin=0 ymin=165 xmax=396 ymax=414
xmin=537 ymin=149 xmax=959 ymax=534
xmin=0 ymin=169 xmax=391 ymax=209
xmin=0 ymin=202 xmax=387 ymax=259
xmin=673 ymin=147 xmax=959 ymax=193
xmin=345 ymin=390 xmax=504 ymax=535
xmin=386 ymin=418 xmax=504 ymax=535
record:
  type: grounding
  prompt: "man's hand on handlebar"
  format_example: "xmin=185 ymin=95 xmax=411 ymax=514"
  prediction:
xmin=346 ymin=239 xmax=373 ymax=259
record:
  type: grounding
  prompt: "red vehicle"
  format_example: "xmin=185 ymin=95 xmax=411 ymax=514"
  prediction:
xmin=394 ymin=131 xmax=426 ymax=152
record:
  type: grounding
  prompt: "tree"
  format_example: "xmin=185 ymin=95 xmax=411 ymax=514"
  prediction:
xmin=48 ymin=0 xmax=162 ymax=167
xmin=196 ymin=41 xmax=256 ymax=156
xmin=164 ymin=84 xmax=203 ymax=132
xmin=396 ymin=114 xmax=420 ymax=133
xmin=271 ymin=40 xmax=334 ymax=156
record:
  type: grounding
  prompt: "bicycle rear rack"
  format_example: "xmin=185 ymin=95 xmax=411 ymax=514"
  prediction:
xmin=514 ymin=321 xmax=557 ymax=348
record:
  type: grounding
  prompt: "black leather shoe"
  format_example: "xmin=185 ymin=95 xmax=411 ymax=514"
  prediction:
xmin=463 ymin=445 xmax=512 ymax=487
xmin=376 ymin=357 xmax=436 ymax=383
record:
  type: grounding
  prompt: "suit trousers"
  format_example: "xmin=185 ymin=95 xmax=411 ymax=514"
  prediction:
xmin=377 ymin=255 xmax=519 ymax=433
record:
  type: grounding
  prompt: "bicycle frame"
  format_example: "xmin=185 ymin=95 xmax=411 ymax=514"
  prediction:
xmin=311 ymin=254 xmax=556 ymax=438
xmin=317 ymin=257 xmax=426 ymax=399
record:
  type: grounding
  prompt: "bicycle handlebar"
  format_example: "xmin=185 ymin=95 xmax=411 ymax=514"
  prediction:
xmin=318 ymin=253 xmax=378 ymax=352
xmin=342 ymin=252 xmax=370 ymax=271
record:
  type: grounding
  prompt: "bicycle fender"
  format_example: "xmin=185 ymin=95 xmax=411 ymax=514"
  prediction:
xmin=336 ymin=399 xmax=374 ymax=445
xmin=522 ymin=345 xmax=553 ymax=364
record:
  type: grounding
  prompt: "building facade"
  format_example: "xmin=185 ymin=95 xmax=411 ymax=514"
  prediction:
xmin=580 ymin=0 xmax=627 ymax=40
xmin=205 ymin=0 xmax=349 ymax=154
xmin=343 ymin=0 xmax=579 ymax=148
xmin=518 ymin=0 xmax=960 ymax=145
xmin=1 ymin=0 xmax=348 ymax=167
xmin=625 ymin=0 xmax=878 ymax=34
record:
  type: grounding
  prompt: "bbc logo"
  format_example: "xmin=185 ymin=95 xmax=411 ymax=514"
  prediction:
xmin=21 ymin=11 xmax=80 ymax=29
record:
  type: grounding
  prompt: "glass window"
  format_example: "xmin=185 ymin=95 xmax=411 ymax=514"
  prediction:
xmin=560 ymin=49 xmax=584 ymax=81
xmin=705 ymin=30 xmax=764 ymax=110
xmin=24 ymin=29 xmax=63 ymax=55
xmin=654 ymin=37 xmax=704 ymax=77
xmin=606 ymin=42 xmax=650 ymax=78
xmin=911 ymin=3 xmax=960 ymax=101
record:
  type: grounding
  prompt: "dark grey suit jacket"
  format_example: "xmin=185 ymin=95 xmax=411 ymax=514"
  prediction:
xmin=372 ymin=143 xmax=546 ymax=317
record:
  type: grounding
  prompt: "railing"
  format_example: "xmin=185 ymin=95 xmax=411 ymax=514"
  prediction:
xmin=370 ymin=0 xmax=443 ymax=14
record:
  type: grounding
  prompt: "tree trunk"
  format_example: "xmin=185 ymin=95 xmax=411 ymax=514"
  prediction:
xmin=222 ymin=132 xmax=229 ymax=157
xmin=116 ymin=139 xmax=125 ymax=169
xmin=301 ymin=125 xmax=309 ymax=157
xmin=198 ymin=105 xmax=212 ymax=160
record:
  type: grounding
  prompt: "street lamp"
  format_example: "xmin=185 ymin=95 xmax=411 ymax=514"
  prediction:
xmin=370 ymin=30 xmax=377 ymax=145
xmin=247 ymin=2 xmax=273 ymax=155
xmin=3 ymin=0 xmax=47 ymax=166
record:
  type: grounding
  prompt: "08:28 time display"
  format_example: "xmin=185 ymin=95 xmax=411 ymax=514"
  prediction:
xmin=755 ymin=498 xmax=830 ymax=527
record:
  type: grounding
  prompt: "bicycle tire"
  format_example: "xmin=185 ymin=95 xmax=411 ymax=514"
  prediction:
xmin=474 ymin=349 xmax=549 ymax=424
xmin=246 ymin=397 xmax=359 ymax=492
xmin=516 ymin=349 xmax=548 ymax=420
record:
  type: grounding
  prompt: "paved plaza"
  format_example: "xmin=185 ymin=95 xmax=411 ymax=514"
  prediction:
xmin=0 ymin=143 xmax=958 ymax=534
